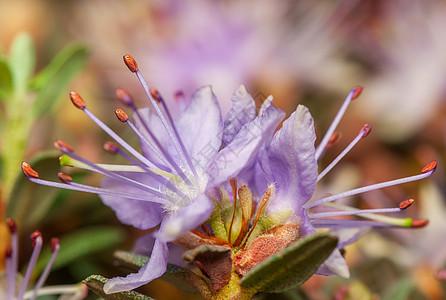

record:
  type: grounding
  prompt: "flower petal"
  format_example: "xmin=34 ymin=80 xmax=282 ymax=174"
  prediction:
xmin=208 ymin=102 xmax=284 ymax=187
xmin=158 ymin=193 xmax=214 ymax=242
xmin=316 ymin=249 xmax=350 ymax=278
xmin=174 ymin=86 xmax=223 ymax=171
xmin=100 ymin=174 xmax=163 ymax=230
xmin=103 ymin=237 xmax=168 ymax=294
xmin=132 ymin=234 xmax=187 ymax=268
xmin=299 ymin=210 xmax=350 ymax=278
xmin=222 ymin=85 xmax=256 ymax=146
xmin=261 ymin=105 xmax=318 ymax=213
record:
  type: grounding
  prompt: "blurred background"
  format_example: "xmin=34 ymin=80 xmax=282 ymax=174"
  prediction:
xmin=1 ymin=0 xmax=446 ymax=299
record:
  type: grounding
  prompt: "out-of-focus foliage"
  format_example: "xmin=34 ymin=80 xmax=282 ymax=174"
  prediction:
xmin=0 ymin=32 xmax=87 ymax=206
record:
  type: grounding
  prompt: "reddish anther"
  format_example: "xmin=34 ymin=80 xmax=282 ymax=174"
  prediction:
xmin=327 ymin=132 xmax=341 ymax=148
xmin=421 ymin=161 xmax=437 ymax=174
xmin=361 ymin=124 xmax=372 ymax=138
xmin=103 ymin=141 xmax=120 ymax=154
xmin=116 ymin=88 xmax=133 ymax=106
xmin=54 ymin=140 xmax=74 ymax=153
xmin=5 ymin=247 xmax=12 ymax=258
xmin=411 ymin=219 xmax=429 ymax=228
xmin=6 ymin=218 xmax=16 ymax=233
xmin=51 ymin=238 xmax=60 ymax=252
xmin=69 ymin=91 xmax=87 ymax=110
xmin=399 ymin=199 xmax=414 ymax=209
xmin=21 ymin=162 xmax=40 ymax=178
xmin=115 ymin=109 xmax=129 ymax=122
xmin=351 ymin=86 xmax=363 ymax=100
xmin=174 ymin=90 xmax=185 ymax=102
xmin=57 ymin=172 xmax=73 ymax=183
xmin=150 ymin=88 xmax=163 ymax=103
xmin=123 ymin=54 xmax=138 ymax=72
xmin=31 ymin=231 xmax=42 ymax=247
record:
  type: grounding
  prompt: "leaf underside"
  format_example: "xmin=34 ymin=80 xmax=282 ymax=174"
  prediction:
xmin=83 ymin=275 xmax=154 ymax=300
xmin=240 ymin=232 xmax=338 ymax=293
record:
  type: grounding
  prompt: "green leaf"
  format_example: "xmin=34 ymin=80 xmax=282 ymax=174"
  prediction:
xmin=33 ymin=226 xmax=124 ymax=276
xmin=382 ymin=277 xmax=415 ymax=300
xmin=0 ymin=57 xmax=12 ymax=99
xmin=83 ymin=275 xmax=154 ymax=300
xmin=31 ymin=44 xmax=87 ymax=116
xmin=240 ymin=233 xmax=338 ymax=293
xmin=8 ymin=32 xmax=35 ymax=95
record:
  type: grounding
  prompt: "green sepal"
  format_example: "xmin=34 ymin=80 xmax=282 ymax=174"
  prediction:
xmin=30 ymin=44 xmax=87 ymax=116
xmin=240 ymin=233 xmax=338 ymax=293
xmin=83 ymin=275 xmax=154 ymax=300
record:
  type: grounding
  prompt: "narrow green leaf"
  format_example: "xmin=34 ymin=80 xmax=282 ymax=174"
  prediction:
xmin=240 ymin=233 xmax=338 ymax=293
xmin=8 ymin=32 xmax=35 ymax=95
xmin=382 ymin=277 xmax=415 ymax=300
xmin=83 ymin=275 xmax=154 ymax=300
xmin=33 ymin=226 xmax=124 ymax=276
xmin=31 ymin=44 xmax=87 ymax=116
xmin=0 ymin=58 xmax=12 ymax=99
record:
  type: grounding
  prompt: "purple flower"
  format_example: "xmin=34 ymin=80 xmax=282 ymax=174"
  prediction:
xmin=22 ymin=55 xmax=436 ymax=295
xmin=251 ymin=87 xmax=435 ymax=277
xmin=22 ymin=55 xmax=283 ymax=293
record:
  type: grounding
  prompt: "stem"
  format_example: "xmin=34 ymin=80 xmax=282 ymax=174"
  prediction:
xmin=209 ymin=268 xmax=256 ymax=300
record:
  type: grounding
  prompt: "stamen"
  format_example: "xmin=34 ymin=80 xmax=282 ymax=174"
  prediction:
xmin=200 ymin=224 xmax=212 ymax=237
xmin=69 ymin=91 xmax=159 ymax=170
xmin=123 ymin=54 xmax=138 ymax=72
xmin=69 ymin=91 xmax=86 ymax=110
xmin=115 ymin=108 xmax=129 ymax=122
xmin=116 ymin=88 xmax=133 ymax=107
xmin=23 ymin=284 xmax=87 ymax=300
xmin=149 ymin=88 xmax=200 ymax=181
xmin=411 ymin=219 xmax=429 ymax=227
xmin=30 ymin=238 xmax=60 ymax=300
xmin=57 ymin=172 xmax=72 ymax=183
xmin=241 ymin=184 xmax=275 ymax=250
xmin=321 ymin=202 xmax=423 ymax=228
xmin=60 ymin=154 xmax=177 ymax=182
xmin=21 ymin=166 xmax=168 ymax=205
xmin=228 ymin=178 xmax=238 ymax=244
xmin=315 ymin=86 xmax=363 ymax=161
xmin=309 ymin=199 xmax=413 ymax=218
xmin=22 ymin=162 xmax=39 ymax=178
xmin=115 ymin=88 xmax=190 ymax=183
xmin=326 ymin=132 xmax=342 ymax=148
xmin=55 ymin=143 xmax=169 ymax=198
xmin=124 ymin=54 xmax=198 ymax=177
xmin=115 ymin=108 xmax=184 ymax=175
xmin=6 ymin=218 xmax=18 ymax=300
xmin=17 ymin=231 xmax=43 ymax=300
xmin=317 ymin=124 xmax=371 ymax=182
xmin=233 ymin=185 xmax=253 ymax=247
xmin=305 ymin=161 xmax=437 ymax=209
xmin=102 ymin=142 xmax=178 ymax=185
xmin=312 ymin=219 xmax=394 ymax=229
